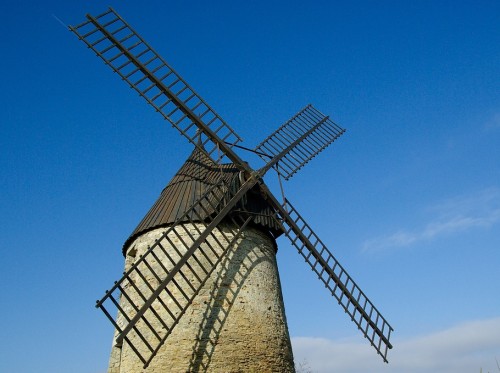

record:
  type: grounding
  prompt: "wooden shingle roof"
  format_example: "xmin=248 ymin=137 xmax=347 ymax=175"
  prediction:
xmin=122 ymin=146 xmax=282 ymax=254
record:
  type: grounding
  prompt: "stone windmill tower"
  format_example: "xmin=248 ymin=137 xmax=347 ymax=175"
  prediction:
xmin=70 ymin=8 xmax=393 ymax=372
xmin=108 ymin=146 xmax=295 ymax=372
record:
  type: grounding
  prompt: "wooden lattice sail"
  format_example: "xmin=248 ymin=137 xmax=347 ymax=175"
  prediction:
xmin=69 ymin=7 xmax=393 ymax=371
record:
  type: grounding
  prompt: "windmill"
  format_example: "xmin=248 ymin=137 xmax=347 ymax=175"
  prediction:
xmin=70 ymin=8 xmax=393 ymax=372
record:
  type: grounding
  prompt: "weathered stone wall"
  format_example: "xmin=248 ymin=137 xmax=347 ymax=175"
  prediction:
xmin=107 ymin=223 xmax=295 ymax=372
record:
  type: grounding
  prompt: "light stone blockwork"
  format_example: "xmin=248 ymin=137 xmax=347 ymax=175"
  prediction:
xmin=107 ymin=223 xmax=295 ymax=373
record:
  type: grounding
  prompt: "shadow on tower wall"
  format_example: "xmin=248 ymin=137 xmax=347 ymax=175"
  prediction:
xmin=188 ymin=227 xmax=275 ymax=371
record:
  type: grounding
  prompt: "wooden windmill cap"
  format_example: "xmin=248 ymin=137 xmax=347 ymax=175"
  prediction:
xmin=122 ymin=145 xmax=282 ymax=255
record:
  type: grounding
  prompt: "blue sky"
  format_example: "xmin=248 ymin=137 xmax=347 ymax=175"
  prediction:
xmin=1 ymin=1 xmax=499 ymax=372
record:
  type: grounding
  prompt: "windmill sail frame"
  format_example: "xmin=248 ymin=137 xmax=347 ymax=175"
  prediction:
xmin=70 ymin=8 xmax=245 ymax=165
xmin=70 ymin=7 xmax=394 ymax=368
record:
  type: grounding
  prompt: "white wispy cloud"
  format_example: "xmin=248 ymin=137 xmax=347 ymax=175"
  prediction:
xmin=292 ymin=317 xmax=500 ymax=373
xmin=362 ymin=188 xmax=500 ymax=252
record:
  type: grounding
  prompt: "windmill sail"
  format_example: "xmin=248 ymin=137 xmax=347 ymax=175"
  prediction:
xmin=97 ymin=176 xmax=256 ymax=367
xmin=277 ymin=197 xmax=393 ymax=361
xmin=69 ymin=8 xmax=244 ymax=165
xmin=255 ymin=105 xmax=345 ymax=180
xmin=70 ymin=7 xmax=394 ymax=367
